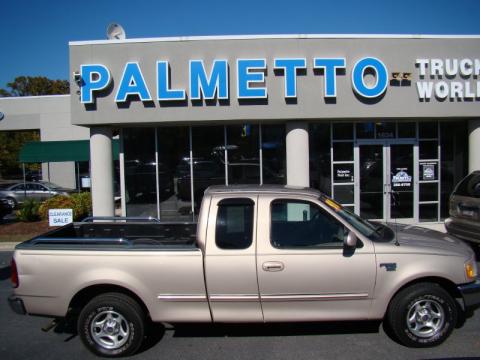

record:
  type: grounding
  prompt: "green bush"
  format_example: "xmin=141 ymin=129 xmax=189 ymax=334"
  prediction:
xmin=38 ymin=192 xmax=92 ymax=221
xmin=16 ymin=199 xmax=41 ymax=222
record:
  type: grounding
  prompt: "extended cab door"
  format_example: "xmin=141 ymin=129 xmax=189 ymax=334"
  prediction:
xmin=204 ymin=195 xmax=263 ymax=322
xmin=256 ymin=195 xmax=377 ymax=322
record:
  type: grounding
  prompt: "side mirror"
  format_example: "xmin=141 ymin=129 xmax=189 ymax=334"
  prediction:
xmin=344 ymin=230 xmax=358 ymax=249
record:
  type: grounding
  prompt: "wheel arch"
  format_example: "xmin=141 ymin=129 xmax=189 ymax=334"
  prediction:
xmin=385 ymin=276 xmax=462 ymax=316
xmin=68 ymin=284 xmax=150 ymax=319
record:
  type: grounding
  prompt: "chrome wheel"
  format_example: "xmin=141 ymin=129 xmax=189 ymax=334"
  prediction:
xmin=90 ymin=310 xmax=130 ymax=350
xmin=406 ymin=299 xmax=445 ymax=338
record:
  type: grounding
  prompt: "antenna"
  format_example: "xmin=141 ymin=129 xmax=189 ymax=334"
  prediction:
xmin=106 ymin=23 xmax=126 ymax=40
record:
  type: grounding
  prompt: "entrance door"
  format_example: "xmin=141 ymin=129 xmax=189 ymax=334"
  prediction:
xmin=356 ymin=141 xmax=417 ymax=221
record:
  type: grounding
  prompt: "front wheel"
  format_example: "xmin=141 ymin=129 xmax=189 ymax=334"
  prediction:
xmin=386 ymin=283 xmax=457 ymax=347
xmin=77 ymin=293 xmax=145 ymax=357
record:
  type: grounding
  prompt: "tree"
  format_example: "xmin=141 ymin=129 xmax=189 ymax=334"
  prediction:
xmin=0 ymin=76 xmax=69 ymax=97
xmin=0 ymin=130 xmax=40 ymax=179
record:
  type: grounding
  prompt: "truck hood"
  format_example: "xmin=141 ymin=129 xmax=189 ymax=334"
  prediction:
xmin=375 ymin=222 xmax=474 ymax=258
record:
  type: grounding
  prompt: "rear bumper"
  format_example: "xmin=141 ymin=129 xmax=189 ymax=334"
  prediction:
xmin=458 ymin=280 xmax=480 ymax=310
xmin=445 ymin=217 xmax=480 ymax=244
xmin=8 ymin=295 xmax=26 ymax=315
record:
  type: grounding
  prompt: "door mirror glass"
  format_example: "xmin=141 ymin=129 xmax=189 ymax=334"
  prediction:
xmin=345 ymin=231 xmax=358 ymax=248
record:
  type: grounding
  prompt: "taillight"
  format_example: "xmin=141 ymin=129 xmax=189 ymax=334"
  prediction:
xmin=11 ymin=258 xmax=19 ymax=288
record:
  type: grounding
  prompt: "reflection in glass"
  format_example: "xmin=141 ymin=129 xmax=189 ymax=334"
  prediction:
xmin=419 ymin=141 xmax=438 ymax=160
xmin=333 ymin=142 xmax=353 ymax=161
xmin=420 ymin=183 xmax=438 ymax=202
xmin=227 ymin=125 xmax=260 ymax=185
xmin=157 ymin=127 xmax=191 ymax=221
xmin=420 ymin=203 xmax=438 ymax=222
xmin=376 ymin=122 xmax=396 ymax=139
xmin=124 ymin=128 xmax=157 ymax=217
xmin=360 ymin=144 xmax=383 ymax=219
xmin=419 ymin=122 xmax=438 ymax=139
xmin=332 ymin=123 xmax=353 ymax=140
xmin=309 ymin=123 xmax=331 ymax=195
xmin=333 ymin=185 xmax=354 ymax=204
xmin=262 ymin=125 xmax=286 ymax=185
xmin=398 ymin=122 xmax=416 ymax=138
xmin=189 ymin=126 xmax=226 ymax=212
xmin=390 ymin=144 xmax=414 ymax=219
xmin=356 ymin=122 xmax=375 ymax=139
xmin=440 ymin=121 xmax=468 ymax=218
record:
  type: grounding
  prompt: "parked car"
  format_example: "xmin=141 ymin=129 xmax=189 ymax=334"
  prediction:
xmin=445 ymin=170 xmax=480 ymax=243
xmin=0 ymin=198 xmax=12 ymax=219
xmin=0 ymin=181 xmax=75 ymax=209
xmin=8 ymin=185 xmax=480 ymax=357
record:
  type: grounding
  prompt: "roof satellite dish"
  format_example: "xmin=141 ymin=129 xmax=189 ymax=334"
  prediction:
xmin=106 ymin=23 xmax=126 ymax=40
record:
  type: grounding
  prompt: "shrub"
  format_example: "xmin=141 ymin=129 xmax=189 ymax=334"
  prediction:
xmin=16 ymin=199 xmax=41 ymax=222
xmin=38 ymin=193 xmax=93 ymax=222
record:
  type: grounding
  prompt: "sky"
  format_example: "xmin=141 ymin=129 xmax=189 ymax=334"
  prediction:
xmin=1 ymin=0 xmax=479 ymax=90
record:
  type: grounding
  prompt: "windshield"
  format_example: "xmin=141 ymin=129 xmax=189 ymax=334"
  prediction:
xmin=319 ymin=195 xmax=380 ymax=240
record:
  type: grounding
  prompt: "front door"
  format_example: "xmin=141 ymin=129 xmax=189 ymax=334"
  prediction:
xmin=356 ymin=140 xmax=417 ymax=222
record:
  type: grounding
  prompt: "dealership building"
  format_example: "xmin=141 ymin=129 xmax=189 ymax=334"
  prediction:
xmin=1 ymin=34 xmax=479 ymax=224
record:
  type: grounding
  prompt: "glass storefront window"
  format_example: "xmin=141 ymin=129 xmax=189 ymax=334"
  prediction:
xmin=398 ymin=122 xmax=416 ymax=138
xmin=419 ymin=140 xmax=438 ymax=160
xmin=333 ymin=185 xmax=354 ymax=204
xmin=261 ymin=124 xmax=286 ymax=184
xmin=124 ymin=128 xmax=157 ymax=217
xmin=420 ymin=203 xmax=438 ymax=222
xmin=356 ymin=122 xmax=375 ymax=139
xmin=333 ymin=142 xmax=353 ymax=161
xmin=375 ymin=122 xmax=396 ymax=139
xmin=191 ymin=126 xmax=226 ymax=211
xmin=157 ymin=127 xmax=191 ymax=221
xmin=227 ymin=125 xmax=260 ymax=185
xmin=332 ymin=123 xmax=353 ymax=140
xmin=419 ymin=122 xmax=438 ymax=139
xmin=309 ymin=123 xmax=331 ymax=195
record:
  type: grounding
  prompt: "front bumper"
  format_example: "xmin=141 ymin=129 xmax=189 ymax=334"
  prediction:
xmin=458 ymin=280 xmax=480 ymax=310
xmin=8 ymin=295 xmax=26 ymax=315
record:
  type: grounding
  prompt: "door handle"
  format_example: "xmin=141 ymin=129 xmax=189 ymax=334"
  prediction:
xmin=262 ymin=261 xmax=285 ymax=272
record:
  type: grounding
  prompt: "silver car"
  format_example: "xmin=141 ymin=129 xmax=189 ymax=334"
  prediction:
xmin=0 ymin=181 xmax=74 ymax=209
xmin=445 ymin=170 xmax=480 ymax=243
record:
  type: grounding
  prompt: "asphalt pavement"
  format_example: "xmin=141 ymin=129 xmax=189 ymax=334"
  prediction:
xmin=0 ymin=250 xmax=479 ymax=360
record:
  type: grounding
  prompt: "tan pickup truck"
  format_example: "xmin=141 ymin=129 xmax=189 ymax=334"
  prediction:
xmin=8 ymin=185 xmax=480 ymax=357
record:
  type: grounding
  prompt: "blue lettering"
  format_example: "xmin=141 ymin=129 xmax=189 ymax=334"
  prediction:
xmin=237 ymin=59 xmax=267 ymax=99
xmin=156 ymin=61 xmax=186 ymax=101
xmin=313 ymin=58 xmax=346 ymax=97
xmin=115 ymin=62 xmax=152 ymax=102
xmin=80 ymin=64 xmax=111 ymax=104
xmin=274 ymin=58 xmax=306 ymax=98
xmin=190 ymin=60 xmax=228 ymax=100
xmin=352 ymin=57 xmax=388 ymax=98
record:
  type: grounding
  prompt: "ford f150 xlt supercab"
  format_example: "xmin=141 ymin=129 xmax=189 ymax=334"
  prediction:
xmin=8 ymin=185 xmax=480 ymax=357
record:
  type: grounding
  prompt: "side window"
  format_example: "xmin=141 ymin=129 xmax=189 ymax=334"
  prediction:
xmin=215 ymin=198 xmax=254 ymax=250
xmin=13 ymin=184 xmax=25 ymax=191
xmin=455 ymin=173 xmax=480 ymax=198
xmin=270 ymin=200 xmax=346 ymax=249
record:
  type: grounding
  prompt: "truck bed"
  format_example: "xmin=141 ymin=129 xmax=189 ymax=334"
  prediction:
xmin=16 ymin=221 xmax=198 ymax=250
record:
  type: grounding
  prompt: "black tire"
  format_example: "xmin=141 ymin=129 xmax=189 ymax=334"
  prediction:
xmin=386 ymin=283 xmax=457 ymax=347
xmin=77 ymin=293 xmax=145 ymax=357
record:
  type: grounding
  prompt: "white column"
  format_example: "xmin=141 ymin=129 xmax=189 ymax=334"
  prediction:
xmin=90 ymin=127 xmax=114 ymax=217
xmin=286 ymin=121 xmax=310 ymax=187
xmin=468 ymin=119 xmax=480 ymax=173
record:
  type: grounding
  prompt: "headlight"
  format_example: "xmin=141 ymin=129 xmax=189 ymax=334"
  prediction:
xmin=465 ymin=260 xmax=478 ymax=281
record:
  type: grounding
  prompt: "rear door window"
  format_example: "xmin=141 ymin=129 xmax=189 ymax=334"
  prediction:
xmin=215 ymin=198 xmax=254 ymax=250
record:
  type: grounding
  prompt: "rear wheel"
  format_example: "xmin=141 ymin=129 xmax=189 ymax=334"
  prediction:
xmin=6 ymin=197 xmax=17 ymax=209
xmin=77 ymin=293 xmax=145 ymax=357
xmin=386 ymin=283 xmax=457 ymax=347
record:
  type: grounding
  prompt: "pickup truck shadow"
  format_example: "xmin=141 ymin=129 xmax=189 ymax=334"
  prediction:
xmin=0 ymin=265 xmax=10 ymax=281
xmin=171 ymin=321 xmax=382 ymax=338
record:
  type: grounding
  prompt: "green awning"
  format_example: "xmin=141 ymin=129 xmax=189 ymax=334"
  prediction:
xmin=19 ymin=140 xmax=119 ymax=163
